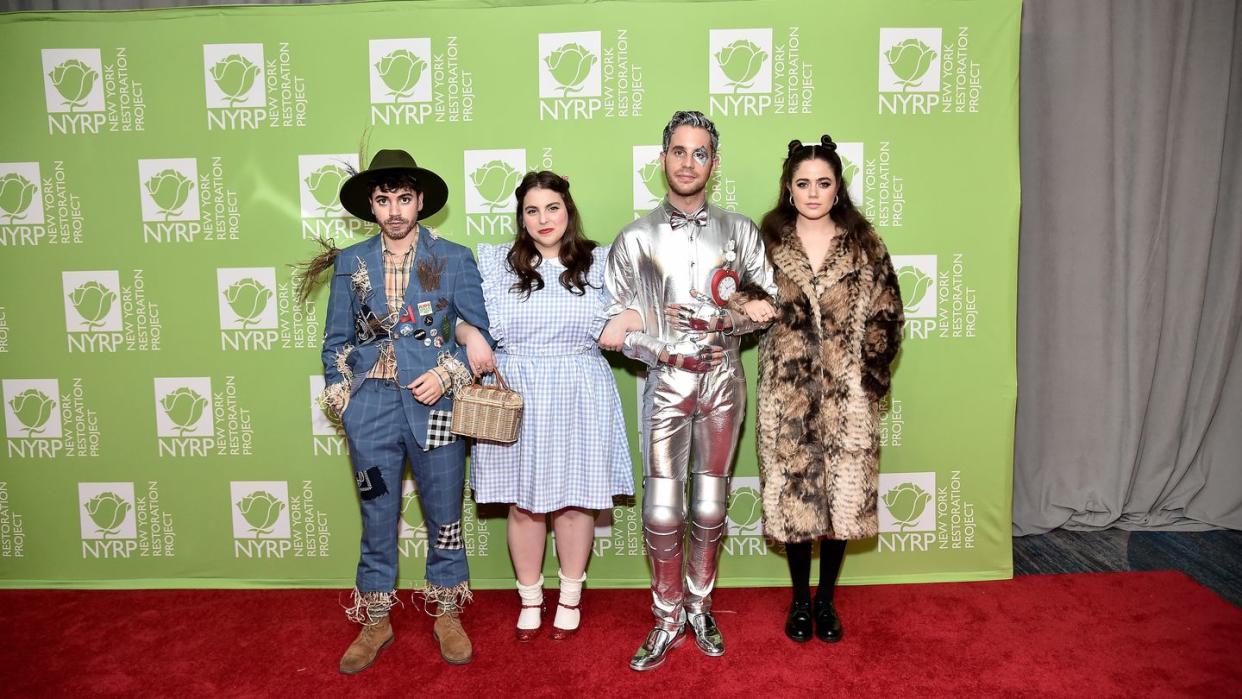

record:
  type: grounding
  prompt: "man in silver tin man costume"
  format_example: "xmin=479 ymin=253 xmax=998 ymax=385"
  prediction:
xmin=600 ymin=111 xmax=776 ymax=671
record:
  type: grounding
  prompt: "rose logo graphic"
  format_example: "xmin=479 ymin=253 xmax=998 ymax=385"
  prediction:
xmin=638 ymin=158 xmax=667 ymax=202
xmin=8 ymin=389 xmax=55 ymax=437
xmin=545 ymin=43 xmax=597 ymax=97
xmin=727 ymin=486 xmax=763 ymax=534
xmin=897 ymin=266 xmax=932 ymax=313
xmin=840 ymin=156 xmax=860 ymax=190
xmin=715 ymin=40 xmax=768 ymax=93
xmin=69 ymin=281 xmax=117 ymax=331
xmin=48 ymin=59 xmax=99 ymax=112
xmin=144 ymin=169 xmax=195 ymax=221
xmin=401 ymin=489 xmax=427 ymax=540
xmin=305 ymin=164 xmax=349 ymax=215
xmin=161 ymin=387 xmax=207 ymax=436
xmin=237 ymin=491 xmax=284 ymax=537
xmin=376 ymin=49 xmax=427 ymax=102
xmin=0 ymin=173 xmax=37 ymax=224
xmin=85 ymin=492 xmax=131 ymax=539
xmin=223 ymin=278 xmax=272 ymax=328
xmin=471 ymin=161 xmax=522 ymax=212
xmin=882 ymin=482 xmax=931 ymax=532
xmin=210 ymin=54 xmax=261 ymax=107
xmin=885 ymin=39 xmax=936 ymax=91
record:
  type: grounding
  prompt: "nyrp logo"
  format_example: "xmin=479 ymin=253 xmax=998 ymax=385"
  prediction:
xmin=154 ymin=377 xmax=214 ymax=457
xmin=43 ymin=49 xmax=104 ymax=113
xmin=631 ymin=145 xmax=666 ymax=213
xmin=138 ymin=159 xmax=200 ymax=246
xmin=878 ymin=472 xmax=937 ymax=553
xmin=3 ymin=379 xmax=65 ymax=459
xmin=538 ymin=32 xmax=602 ymax=120
xmin=231 ymin=481 xmax=293 ymax=558
xmin=218 ymin=267 xmax=316 ymax=351
xmin=464 ymin=149 xmax=525 ymax=237
xmin=203 ymin=44 xmax=267 ymax=129
xmin=878 ymin=28 xmax=942 ymax=114
xmin=309 ymin=375 xmax=346 ymax=457
xmin=232 ymin=480 xmax=329 ymax=559
xmin=217 ymin=267 xmax=277 ymax=327
xmin=708 ymin=29 xmax=772 ymax=117
xmin=369 ymin=38 xmax=433 ymax=125
xmin=298 ymin=155 xmax=354 ymax=218
xmin=3 ymin=379 xmax=61 ymax=440
xmin=298 ymin=154 xmax=369 ymax=243
xmin=5 ymin=378 xmax=98 ymax=459
xmin=61 ymin=270 xmax=161 ymax=353
xmin=398 ymin=479 xmax=428 ymax=558
xmin=138 ymin=156 xmax=239 ymax=245
xmin=0 ymin=163 xmax=44 ymax=227
xmin=891 ymin=253 xmax=937 ymax=325
xmin=723 ymin=476 xmax=768 ymax=557
xmin=0 ymin=161 xmax=86 ymax=248
xmin=79 ymin=483 xmax=138 ymax=559
xmin=835 ymin=142 xmax=865 ymax=207
xmin=62 ymin=271 xmax=123 ymax=352
xmin=42 ymin=47 xmax=146 ymax=135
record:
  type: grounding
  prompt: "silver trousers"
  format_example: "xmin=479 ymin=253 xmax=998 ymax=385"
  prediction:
xmin=640 ymin=352 xmax=746 ymax=630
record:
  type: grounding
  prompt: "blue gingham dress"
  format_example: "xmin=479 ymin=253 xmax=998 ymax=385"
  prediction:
xmin=470 ymin=243 xmax=635 ymax=512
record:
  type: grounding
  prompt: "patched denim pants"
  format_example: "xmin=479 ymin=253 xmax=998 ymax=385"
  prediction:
xmin=340 ymin=379 xmax=469 ymax=592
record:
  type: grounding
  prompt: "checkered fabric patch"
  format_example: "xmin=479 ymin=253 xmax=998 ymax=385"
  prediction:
xmin=435 ymin=521 xmax=463 ymax=550
xmin=424 ymin=409 xmax=458 ymax=451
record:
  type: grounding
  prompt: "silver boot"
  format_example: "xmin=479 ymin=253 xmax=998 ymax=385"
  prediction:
xmin=688 ymin=611 xmax=725 ymax=656
xmin=629 ymin=625 xmax=686 ymax=672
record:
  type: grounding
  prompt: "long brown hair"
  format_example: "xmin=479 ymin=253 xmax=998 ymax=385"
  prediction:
xmin=759 ymin=135 xmax=873 ymax=260
xmin=506 ymin=170 xmax=598 ymax=297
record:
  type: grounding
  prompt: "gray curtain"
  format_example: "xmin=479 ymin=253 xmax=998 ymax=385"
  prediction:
xmin=1015 ymin=0 xmax=1242 ymax=533
xmin=5 ymin=0 xmax=1240 ymax=533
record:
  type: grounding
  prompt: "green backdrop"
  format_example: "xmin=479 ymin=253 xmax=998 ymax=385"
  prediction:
xmin=0 ymin=0 xmax=1020 ymax=589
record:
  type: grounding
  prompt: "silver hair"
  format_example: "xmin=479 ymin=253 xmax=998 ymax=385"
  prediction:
xmin=661 ymin=110 xmax=720 ymax=155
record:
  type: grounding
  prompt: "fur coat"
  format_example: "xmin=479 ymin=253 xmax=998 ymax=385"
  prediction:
xmin=731 ymin=225 xmax=903 ymax=542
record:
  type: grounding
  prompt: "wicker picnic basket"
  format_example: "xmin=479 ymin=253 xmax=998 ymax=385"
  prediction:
xmin=450 ymin=366 xmax=524 ymax=443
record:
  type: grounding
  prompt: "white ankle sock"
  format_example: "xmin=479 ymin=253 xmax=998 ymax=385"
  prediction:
xmin=516 ymin=575 xmax=544 ymax=630
xmin=553 ymin=569 xmax=586 ymax=631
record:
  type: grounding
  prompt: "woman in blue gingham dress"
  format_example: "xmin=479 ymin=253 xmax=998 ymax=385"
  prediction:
xmin=457 ymin=171 xmax=637 ymax=641
xmin=471 ymin=242 xmax=633 ymax=512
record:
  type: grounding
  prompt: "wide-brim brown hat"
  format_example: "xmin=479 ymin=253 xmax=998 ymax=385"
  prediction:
xmin=339 ymin=149 xmax=449 ymax=222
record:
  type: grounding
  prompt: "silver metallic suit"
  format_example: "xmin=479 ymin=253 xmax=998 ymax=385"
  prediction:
xmin=603 ymin=200 xmax=775 ymax=645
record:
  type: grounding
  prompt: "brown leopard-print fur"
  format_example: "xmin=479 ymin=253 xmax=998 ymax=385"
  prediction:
xmin=730 ymin=226 xmax=902 ymax=542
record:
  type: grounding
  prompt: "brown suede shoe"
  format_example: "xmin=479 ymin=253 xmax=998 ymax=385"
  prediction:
xmin=432 ymin=609 xmax=473 ymax=665
xmin=339 ymin=615 xmax=394 ymax=674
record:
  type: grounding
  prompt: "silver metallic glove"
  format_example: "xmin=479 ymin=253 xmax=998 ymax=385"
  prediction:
xmin=665 ymin=303 xmax=729 ymax=333
xmin=659 ymin=340 xmax=724 ymax=373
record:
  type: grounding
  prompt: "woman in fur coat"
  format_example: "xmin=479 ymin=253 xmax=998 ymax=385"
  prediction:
xmin=731 ymin=136 xmax=904 ymax=644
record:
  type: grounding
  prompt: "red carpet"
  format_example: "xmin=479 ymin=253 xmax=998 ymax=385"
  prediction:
xmin=2 ymin=571 xmax=1240 ymax=697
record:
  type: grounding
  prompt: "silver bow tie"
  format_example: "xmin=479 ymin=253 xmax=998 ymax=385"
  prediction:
xmin=669 ymin=208 xmax=708 ymax=230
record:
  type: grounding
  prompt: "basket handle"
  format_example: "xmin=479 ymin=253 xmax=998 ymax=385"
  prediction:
xmin=485 ymin=365 xmax=510 ymax=392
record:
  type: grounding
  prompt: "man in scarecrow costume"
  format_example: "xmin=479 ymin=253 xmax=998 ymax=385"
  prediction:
xmin=304 ymin=149 xmax=492 ymax=673
xmin=600 ymin=111 xmax=776 ymax=671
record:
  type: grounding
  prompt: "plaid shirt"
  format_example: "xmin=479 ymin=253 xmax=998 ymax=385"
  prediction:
xmin=367 ymin=231 xmax=418 ymax=380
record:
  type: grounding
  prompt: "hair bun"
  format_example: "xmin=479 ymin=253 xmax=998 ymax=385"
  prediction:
xmin=786 ymin=139 xmax=803 ymax=156
xmin=820 ymin=135 xmax=837 ymax=151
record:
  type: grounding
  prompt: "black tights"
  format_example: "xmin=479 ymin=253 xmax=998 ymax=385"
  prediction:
xmin=785 ymin=539 xmax=847 ymax=605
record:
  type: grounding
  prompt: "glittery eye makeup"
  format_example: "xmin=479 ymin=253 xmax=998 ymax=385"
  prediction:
xmin=692 ymin=147 xmax=710 ymax=166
